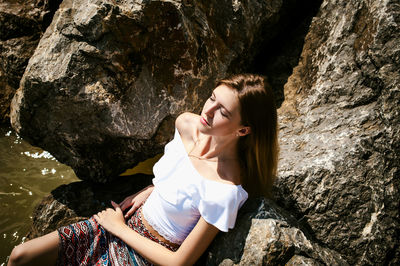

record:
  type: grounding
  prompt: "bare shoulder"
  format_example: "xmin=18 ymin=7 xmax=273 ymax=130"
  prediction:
xmin=175 ymin=112 xmax=199 ymax=142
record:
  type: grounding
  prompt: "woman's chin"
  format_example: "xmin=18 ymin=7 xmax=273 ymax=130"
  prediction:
xmin=197 ymin=124 xmax=211 ymax=135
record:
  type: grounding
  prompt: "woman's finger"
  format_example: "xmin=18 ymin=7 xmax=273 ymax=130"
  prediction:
xmin=120 ymin=198 xmax=133 ymax=211
xmin=119 ymin=197 xmax=128 ymax=208
xmin=119 ymin=193 xmax=135 ymax=206
xmin=120 ymin=202 xmax=130 ymax=211
xmin=112 ymin=201 xmax=123 ymax=215
xmin=125 ymin=205 xmax=137 ymax=218
xmin=115 ymin=205 xmax=123 ymax=215
xmin=111 ymin=201 xmax=119 ymax=209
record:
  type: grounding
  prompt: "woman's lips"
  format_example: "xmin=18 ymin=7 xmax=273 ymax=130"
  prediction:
xmin=200 ymin=117 xmax=210 ymax=126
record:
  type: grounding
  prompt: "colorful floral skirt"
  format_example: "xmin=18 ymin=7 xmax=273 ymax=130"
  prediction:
xmin=57 ymin=206 xmax=178 ymax=266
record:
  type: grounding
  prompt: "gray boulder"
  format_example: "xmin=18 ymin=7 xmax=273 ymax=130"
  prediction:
xmin=0 ymin=0 xmax=62 ymax=124
xmin=206 ymin=198 xmax=347 ymax=265
xmin=275 ymin=0 xmax=400 ymax=264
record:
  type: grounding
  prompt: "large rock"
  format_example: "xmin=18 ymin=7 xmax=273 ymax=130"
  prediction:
xmin=206 ymin=198 xmax=347 ymax=265
xmin=10 ymin=0 xmax=294 ymax=182
xmin=275 ymin=0 xmax=400 ymax=264
xmin=0 ymin=0 xmax=62 ymax=124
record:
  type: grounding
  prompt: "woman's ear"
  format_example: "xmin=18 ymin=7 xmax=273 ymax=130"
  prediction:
xmin=238 ymin=126 xmax=251 ymax=136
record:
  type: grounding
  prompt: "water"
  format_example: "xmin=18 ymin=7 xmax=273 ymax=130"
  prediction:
xmin=0 ymin=125 xmax=79 ymax=264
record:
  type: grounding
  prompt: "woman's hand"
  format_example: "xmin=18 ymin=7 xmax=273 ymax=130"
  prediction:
xmin=94 ymin=201 xmax=127 ymax=237
xmin=119 ymin=185 xmax=154 ymax=218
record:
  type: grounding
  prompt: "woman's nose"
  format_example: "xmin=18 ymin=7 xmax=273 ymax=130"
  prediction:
xmin=205 ymin=109 xmax=213 ymax=118
xmin=204 ymin=103 xmax=217 ymax=118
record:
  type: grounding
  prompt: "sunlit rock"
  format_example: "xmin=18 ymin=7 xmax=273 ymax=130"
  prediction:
xmin=11 ymin=0 xmax=288 ymax=182
xmin=206 ymin=198 xmax=347 ymax=265
xmin=0 ymin=0 xmax=62 ymax=124
xmin=275 ymin=0 xmax=400 ymax=264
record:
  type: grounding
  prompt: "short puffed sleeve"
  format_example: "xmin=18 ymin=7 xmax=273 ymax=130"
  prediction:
xmin=197 ymin=183 xmax=248 ymax=232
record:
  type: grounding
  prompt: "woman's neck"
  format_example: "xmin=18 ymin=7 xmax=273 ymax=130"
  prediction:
xmin=190 ymin=134 xmax=239 ymax=162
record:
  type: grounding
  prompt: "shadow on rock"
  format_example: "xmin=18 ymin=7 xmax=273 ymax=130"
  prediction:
xmin=27 ymin=174 xmax=153 ymax=239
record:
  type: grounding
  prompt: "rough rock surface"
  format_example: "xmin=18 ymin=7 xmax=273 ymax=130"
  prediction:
xmin=10 ymin=0 xmax=293 ymax=182
xmin=275 ymin=0 xmax=400 ymax=265
xmin=0 ymin=0 xmax=62 ymax=124
xmin=205 ymin=198 xmax=347 ymax=265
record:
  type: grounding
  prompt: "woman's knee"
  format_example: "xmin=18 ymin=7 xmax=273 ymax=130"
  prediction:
xmin=8 ymin=231 xmax=59 ymax=266
xmin=8 ymin=244 xmax=28 ymax=266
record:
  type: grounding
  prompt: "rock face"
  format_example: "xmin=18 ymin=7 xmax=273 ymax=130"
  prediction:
xmin=0 ymin=0 xmax=62 ymax=124
xmin=10 ymin=0 xmax=292 ymax=182
xmin=275 ymin=0 xmax=400 ymax=265
xmin=206 ymin=198 xmax=347 ymax=265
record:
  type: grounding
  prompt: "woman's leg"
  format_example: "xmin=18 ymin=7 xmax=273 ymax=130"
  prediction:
xmin=8 ymin=230 xmax=59 ymax=266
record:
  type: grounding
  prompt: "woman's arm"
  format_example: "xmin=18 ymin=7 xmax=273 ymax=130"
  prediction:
xmin=95 ymin=204 xmax=219 ymax=266
xmin=119 ymin=185 xmax=154 ymax=218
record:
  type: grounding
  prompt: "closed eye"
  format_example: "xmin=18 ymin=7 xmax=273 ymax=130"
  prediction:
xmin=220 ymin=109 xmax=228 ymax=117
xmin=210 ymin=92 xmax=230 ymax=118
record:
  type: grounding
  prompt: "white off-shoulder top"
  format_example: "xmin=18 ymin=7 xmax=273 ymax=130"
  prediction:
xmin=141 ymin=128 xmax=248 ymax=245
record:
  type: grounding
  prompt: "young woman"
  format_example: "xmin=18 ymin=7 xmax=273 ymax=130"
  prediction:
xmin=8 ymin=74 xmax=278 ymax=266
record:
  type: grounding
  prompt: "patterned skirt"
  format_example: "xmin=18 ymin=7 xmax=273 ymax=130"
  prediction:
xmin=57 ymin=206 xmax=178 ymax=266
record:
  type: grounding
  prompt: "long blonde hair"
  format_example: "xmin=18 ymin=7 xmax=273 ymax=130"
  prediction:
xmin=217 ymin=74 xmax=279 ymax=197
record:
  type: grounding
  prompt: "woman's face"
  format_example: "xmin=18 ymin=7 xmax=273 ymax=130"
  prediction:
xmin=198 ymin=84 xmax=243 ymax=137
